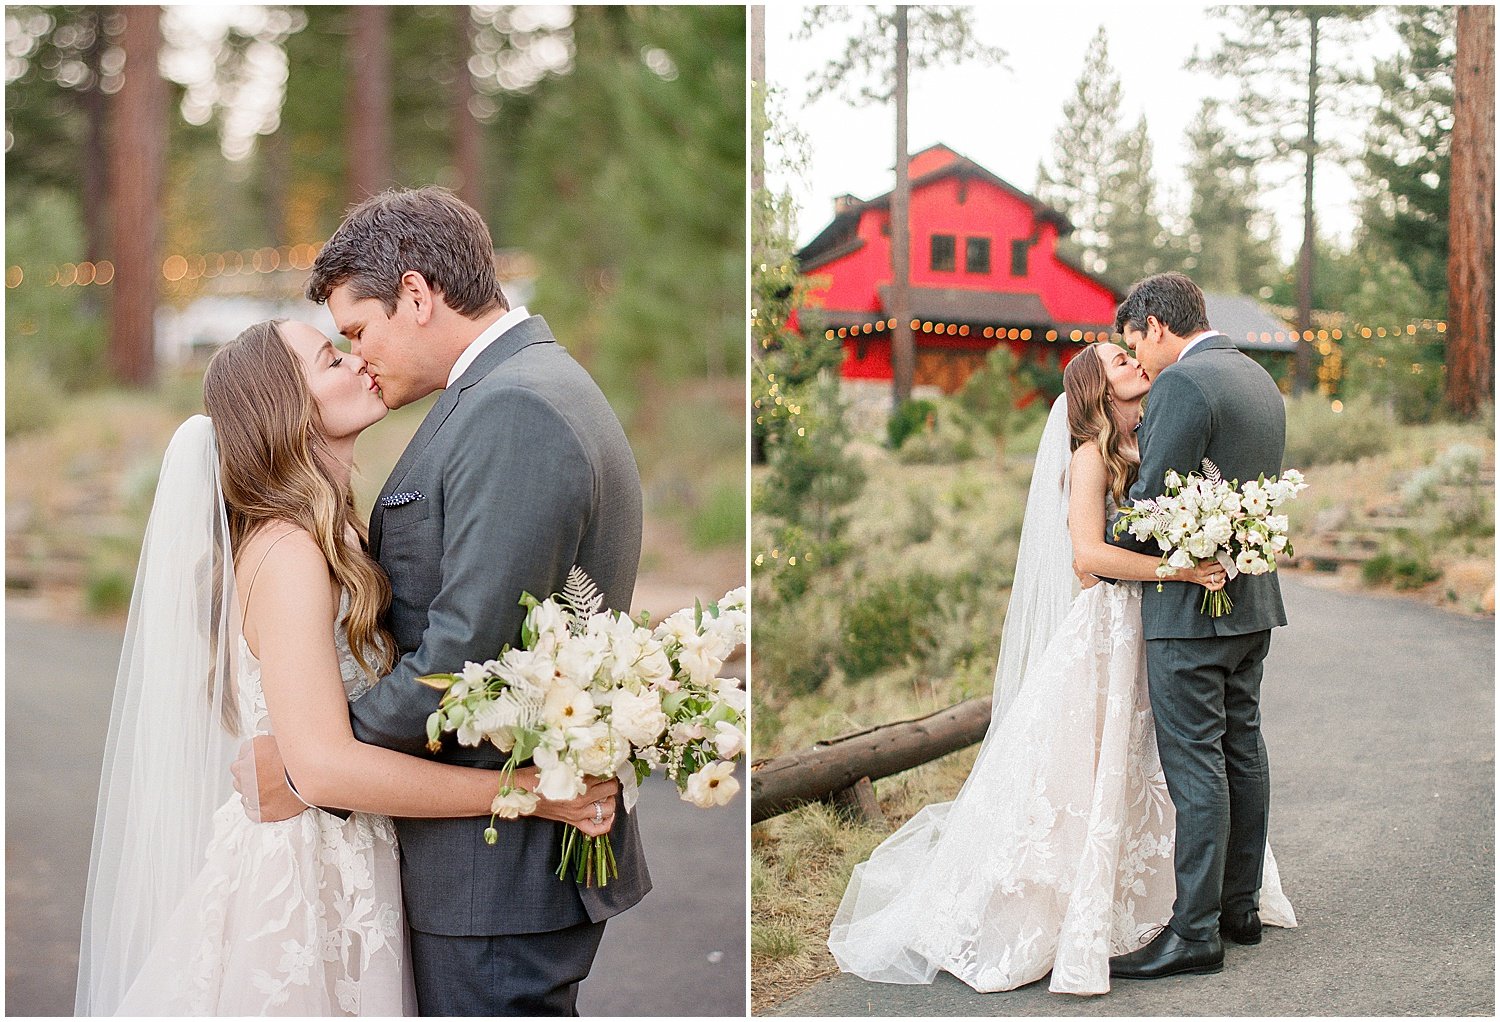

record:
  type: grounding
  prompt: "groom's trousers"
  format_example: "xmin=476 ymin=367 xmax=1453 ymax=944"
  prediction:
xmin=1145 ymin=629 xmax=1272 ymax=942
xmin=408 ymin=919 xmax=607 ymax=1016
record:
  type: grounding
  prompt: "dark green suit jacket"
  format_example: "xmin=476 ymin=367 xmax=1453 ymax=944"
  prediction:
xmin=1112 ymin=333 xmax=1289 ymax=639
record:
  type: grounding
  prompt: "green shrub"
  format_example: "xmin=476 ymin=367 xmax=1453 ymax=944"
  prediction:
xmin=1362 ymin=546 xmax=1442 ymax=590
xmin=837 ymin=570 xmax=945 ymax=679
xmin=886 ymin=398 xmax=937 ymax=450
xmin=84 ymin=566 xmax=134 ymax=614
xmin=690 ymin=479 xmax=746 ymax=549
xmin=5 ymin=352 xmax=63 ymax=437
xmin=902 ymin=489 xmax=937 ymax=544
xmin=1284 ymin=392 xmax=1395 ymax=467
xmin=894 ymin=406 xmax=979 ymax=464
xmin=754 ymin=592 xmax=841 ymax=697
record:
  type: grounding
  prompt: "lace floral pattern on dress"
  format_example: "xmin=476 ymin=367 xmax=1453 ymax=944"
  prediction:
xmin=115 ymin=592 xmax=411 ymax=1016
xmin=828 ymin=582 xmax=1295 ymax=996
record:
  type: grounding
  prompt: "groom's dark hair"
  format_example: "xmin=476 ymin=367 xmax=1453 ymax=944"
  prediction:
xmin=1114 ymin=271 xmax=1210 ymax=338
xmin=305 ymin=186 xmax=507 ymax=318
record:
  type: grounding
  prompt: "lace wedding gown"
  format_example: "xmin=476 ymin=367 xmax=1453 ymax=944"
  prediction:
xmin=114 ymin=595 xmax=413 ymax=1016
xmin=828 ymin=579 xmax=1296 ymax=996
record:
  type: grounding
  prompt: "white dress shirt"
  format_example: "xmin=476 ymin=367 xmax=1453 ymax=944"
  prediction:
xmin=446 ymin=305 xmax=530 ymax=387
xmin=1176 ymin=329 xmax=1219 ymax=362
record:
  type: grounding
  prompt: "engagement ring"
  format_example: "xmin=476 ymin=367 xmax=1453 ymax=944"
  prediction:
xmin=593 ymin=801 xmax=603 ymax=825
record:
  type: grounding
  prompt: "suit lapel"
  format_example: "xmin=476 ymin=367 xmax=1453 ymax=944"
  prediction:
xmin=370 ymin=315 xmax=558 ymax=552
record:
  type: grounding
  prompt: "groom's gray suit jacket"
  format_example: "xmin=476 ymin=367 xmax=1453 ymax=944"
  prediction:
xmin=350 ymin=313 xmax=651 ymax=936
xmin=1112 ymin=333 xmax=1288 ymax=639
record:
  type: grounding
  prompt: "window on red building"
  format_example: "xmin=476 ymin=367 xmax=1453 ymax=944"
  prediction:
xmin=1010 ymin=239 xmax=1030 ymax=277
xmin=931 ymin=234 xmax=956 ymax=272
xmin=966 ymin=237 xmax=991 ymax=274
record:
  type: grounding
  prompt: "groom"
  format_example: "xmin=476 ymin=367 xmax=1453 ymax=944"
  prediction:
xmin=241 ymin=186 xmax=650 ymax=1014
xmin=1107 ymin=272 xmax=1287 ymax=980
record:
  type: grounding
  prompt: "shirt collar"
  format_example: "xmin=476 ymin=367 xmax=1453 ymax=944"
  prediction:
xmin=1176 ymin=329 xmax=1219 ymax=363
xmin=446 ymin=305 xmax=529 ymax=387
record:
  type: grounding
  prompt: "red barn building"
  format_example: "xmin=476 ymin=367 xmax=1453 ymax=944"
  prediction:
xmin=796 ymin=143 xmax=1126 ymax=393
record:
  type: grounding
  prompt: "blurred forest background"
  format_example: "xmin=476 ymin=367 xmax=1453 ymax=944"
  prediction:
xmin=6 ymin=4 xmax=746 ymax=619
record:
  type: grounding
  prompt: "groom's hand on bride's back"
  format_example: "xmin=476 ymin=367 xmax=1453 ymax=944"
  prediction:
xmin=231 ymin=736 xmax=309 ymax=823
xmin=510 ymin=767 xmax=620 ymax=838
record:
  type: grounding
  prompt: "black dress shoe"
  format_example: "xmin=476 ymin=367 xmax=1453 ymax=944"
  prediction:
xmin=1109 ymin=926 xmax=1224 ymax=980
xmin=1221 ymin=909 xmax=1262 ymax=945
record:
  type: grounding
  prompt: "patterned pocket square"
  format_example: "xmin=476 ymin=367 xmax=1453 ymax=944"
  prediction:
xmin=379 ymin=490 xmax=426 ymax=508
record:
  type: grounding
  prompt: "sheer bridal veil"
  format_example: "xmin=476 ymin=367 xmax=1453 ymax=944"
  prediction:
xmin=829 ymin=394 xmax=1079 ymax=980
xmin=75 ymin=415 xmax=243 ymax=1015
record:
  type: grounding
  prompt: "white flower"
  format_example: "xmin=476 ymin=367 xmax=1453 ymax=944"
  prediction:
xmin=684 ymin=760 xmax=739 ymax=808
xmin=1167 ymin=547 xmax=1194 ymax=571
xmin=570 ymin=723 xmax=623 ymax=777
xmin=495 ymin=648 xmax=555 ymax=699
xmin=1269 ymin=534 xmax=1289 ymax=553
xmin=1185 ymin=532 xmax=1217 ymax=559
xmin=719 ymin=586 xmax=747 ymax=613
xmin=1235 ymin=548 xmax=1260 ymax=574
xmin=1129 ymin=517 xmax=1157 ymax=542
xmin=611 ymin=687 xmax=668 ymax=747
xmin=1220 ymin=490 xmax=1242 ymax=514
xmin=655 ymin=607 xmax=699 ymax=646
xmin=1201 ymin=514 xmax=1233 ymax=547
xmin=1166 ymin=511 xmax=1196 ymax=545
xmin=528 ymin=598 xmax=571 ymax=656
xmin=543 ymin=684 xmax=597 ymax=729
xmin=670 ymin=720 xmax=710 ymax=744
xmin=461 ymin=661 xmax=491 ymax=687
xmin=555 ymin=630 xmax=608 ymax=687
xmin=1242 ymin=482 xmax=1269 ymax=517
xmin=532 ymin=745 xmax=586 ymax=801
xmin=676 ymin=632 xmax=724 ymax=687
xmin=1163 ymin=469 xmax=1183 ymax=490
xmin=1266 ymin=514 xmax=1290 ymax=535
xmin=638 ymin=645 xmax=676 ymax=690
xmin=714 ymin=678 xmax=747 ymax=713
xmin=491 ymin=787 xmax=540 ymax=819
xmin=712 ymin=721 xmax=745 ymax=760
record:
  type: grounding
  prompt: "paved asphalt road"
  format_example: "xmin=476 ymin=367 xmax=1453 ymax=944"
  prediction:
xmin=770 ymin=577 xmax=1495 ymax=1017
xmin=6 ymin=611 xmax=746 ymax=1017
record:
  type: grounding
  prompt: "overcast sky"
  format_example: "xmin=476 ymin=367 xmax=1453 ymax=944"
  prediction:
xmin=765 ymin=3 xmax=1402 ymax=262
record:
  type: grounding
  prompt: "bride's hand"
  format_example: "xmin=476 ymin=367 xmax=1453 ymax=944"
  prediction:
xmin=510 ymin=766 xmax=619 ymax=837
xmin=1180 ymin=558 xmax=1227 ymax=591
xmin=230 ymin=735 xmax=309 ymax=823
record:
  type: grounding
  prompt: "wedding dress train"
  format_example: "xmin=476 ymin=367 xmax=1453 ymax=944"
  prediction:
xmin=828 ymin=579 xmax=1296 ymax=995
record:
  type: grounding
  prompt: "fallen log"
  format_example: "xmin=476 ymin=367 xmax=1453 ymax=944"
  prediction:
xmin=750 ymin=696 xmax=993 ymax=823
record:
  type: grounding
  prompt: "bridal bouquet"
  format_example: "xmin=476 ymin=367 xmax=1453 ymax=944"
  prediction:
xmin=1113 ymin=460 xmax=1308 ymax=617
xmin=418 ymin=569 xmax=746 ymax=886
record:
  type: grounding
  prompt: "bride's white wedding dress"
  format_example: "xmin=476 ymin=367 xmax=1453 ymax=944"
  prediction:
xmin=114 ymin=594 xmax=412 ymax=1016
xmin=828 ymin=397 xmax=1295 ymax=996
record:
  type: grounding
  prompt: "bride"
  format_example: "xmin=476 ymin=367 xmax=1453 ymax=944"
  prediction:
xmin=75 ymin=320 xmax=617 ymax=1016
xmin=827 ymin=341 xmax=1294 ymax=996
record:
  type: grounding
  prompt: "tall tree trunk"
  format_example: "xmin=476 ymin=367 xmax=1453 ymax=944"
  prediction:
xmin=108 ymin=5 xmax=165 ymax=387
xmin=80 ymin=7 xmax=110 ymax=316
xmin=261 ymin=127 xmax=291 ymax=246
xmin=451 ymin=5 xmax=483 ymax=213
xmin=750 ymin=5 xmax=764 ymax=195
xmin=1445 ymin=5 xmax=1495 ymax=418
xmin=348 ymin=5 xmax=392 ymax=203
xmin=1293 ymin=11 xmax=1318 ymax=394
xmin=890 ymin=7 xmax=914 ymax=408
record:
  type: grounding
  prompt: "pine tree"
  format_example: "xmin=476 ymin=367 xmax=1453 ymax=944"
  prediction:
xmin=1182 ymin=98 xmax=1279 ymax=295
xmin=1105 ymin=114 xmax=1180 ymax=288
xmin=1362 ymin=5 xmax=1454 ymax=314
xmin=1036 ymin=26 xmax=1123 ymax=276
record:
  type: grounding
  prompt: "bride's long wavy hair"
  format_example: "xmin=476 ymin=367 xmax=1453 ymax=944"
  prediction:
xmin=1062 ymin=344 xmax=1139 ymax=506
xmin=203 ymin=320 xmax=395 ymax=681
